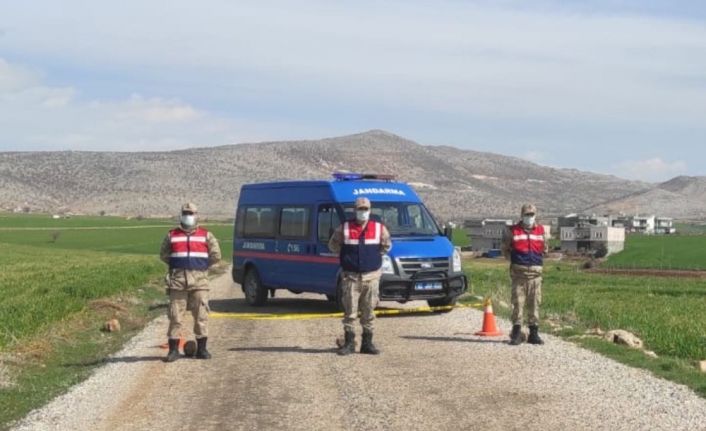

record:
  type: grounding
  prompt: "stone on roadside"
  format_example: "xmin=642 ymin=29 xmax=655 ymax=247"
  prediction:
xmin=585 ymin=327 xmax=605 ymax=336
xmin=604 ymin=330 xmax=643 ymax=349
xmin=644 ymin=350 xmax=658 ymax=359
xmin=103 ymin=319 xmax=121 ymax=332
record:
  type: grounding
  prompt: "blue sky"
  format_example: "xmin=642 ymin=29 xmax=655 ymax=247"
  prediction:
xmin=1 ymin=0 xmax=704 ymax=182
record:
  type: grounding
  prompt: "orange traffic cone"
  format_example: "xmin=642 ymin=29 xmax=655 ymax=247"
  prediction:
xmin=159 ymin=337 xmax=186 ymax=350
xmin=475 ymin=298 xmax=503 ymax=336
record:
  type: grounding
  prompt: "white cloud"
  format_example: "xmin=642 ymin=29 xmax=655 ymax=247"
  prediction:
xmin=0 ymin=57 xmax=331 ymax=151
xmin=0 ymin=58 xmax=37 ymax=92
xmin=0 ymin=0 xmax=704 ymax=165
xmin=2 ymin=1 xmax=706 ymax=127
xmin=612 ymin=158 xmax=688 ymax=182
xmin=113 ymin=95 xmax=203 ymax=123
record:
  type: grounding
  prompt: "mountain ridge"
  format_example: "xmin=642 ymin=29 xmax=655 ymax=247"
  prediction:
xmin=0 ymin=130 xmax=702 ymax=220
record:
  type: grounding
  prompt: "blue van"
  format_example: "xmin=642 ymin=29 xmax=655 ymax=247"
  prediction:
xmin=232 ymin=173 xmax=468 ymax=309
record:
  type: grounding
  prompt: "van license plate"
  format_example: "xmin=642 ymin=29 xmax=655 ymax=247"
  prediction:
xmin=415 ymin=281 xmax=443 ymax=291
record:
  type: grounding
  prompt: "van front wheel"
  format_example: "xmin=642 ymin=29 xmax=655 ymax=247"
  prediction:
xmin=243 ymin=268 xmax=268 ymax=306
xmin=427 ymin=296 xmax=457 ymax=313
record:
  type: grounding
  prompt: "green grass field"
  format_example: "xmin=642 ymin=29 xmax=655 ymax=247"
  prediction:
xmin=674 ymin=223 xmax=706 ymax=235
xmin=0 ymin=214 xmax=234 ymax=347
xmin=0 ymin=219 xmax=234 ymax=259
xmin=0 ymin=214 xmax=235 ymax=427
xmin=0 ymin=213 xmax=173 ymax=228
xmin=464 ymin=259 xmax=706 ymax=396
xmin=0 ymin=243 xmax=166 ymax=349
xmin=606 ymin=234 xmax=706 ymax=270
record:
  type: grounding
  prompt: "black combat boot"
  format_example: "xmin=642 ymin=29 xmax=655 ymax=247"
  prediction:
xmin=509 ymin=324 xmax=523 ymax=345
xmin=360 ymin=330 xmax=380 ymax=355
xmin=164 ymin=338 xmax=180 ymax=362
xmin=196 ymin=337 xmax=212 ymax=359
xmin=528 ymin=325 xmax=544 ymax=345
xmin=337 ymin=329 xmax=355 ymax=356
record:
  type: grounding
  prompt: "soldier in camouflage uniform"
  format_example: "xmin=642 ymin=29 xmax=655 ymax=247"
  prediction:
xmin=328 ymin=197 xmax=392 ymax=355
xmin=502 ymin=203 xmax=548 ymax=346
xmin=160 ymin=202 xmax=221 ymax=362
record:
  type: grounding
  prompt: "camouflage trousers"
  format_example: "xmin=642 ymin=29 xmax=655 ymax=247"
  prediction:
xmin=167 ymin=289 xmax=209 ymax=339
xmin=510 ymin=275 xmax=542 ymax=326
xmin=342 ymin=275 xmax=380 ymax=332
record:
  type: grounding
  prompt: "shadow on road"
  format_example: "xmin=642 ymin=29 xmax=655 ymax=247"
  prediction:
xmin=229 ymin=346 xmax=336 ymax=354
xmin=63 ymin=355 xmax=165 ymax=367
xmin=210 ymin=297 xmax=445 ymax=319
xmin=210 ymin=297 xmax=339 ymax=314
xmin=401 ymin=335 xmax=508 ymax=344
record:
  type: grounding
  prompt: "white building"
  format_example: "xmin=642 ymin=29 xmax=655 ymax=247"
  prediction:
xmin=630 ymin=215 xmax=655 ymax=234
xmin=560 ymin=225 xmax=625 ymax=256
xmin=654 ymin=217 xmax=676 ymax=234
xmin=463 ymin=219 xmax=511 ymax=253
xmin=464 ymin=219 xmax=551 ymax=254
xmin=560 ymin=213 xmax=678 ymax=236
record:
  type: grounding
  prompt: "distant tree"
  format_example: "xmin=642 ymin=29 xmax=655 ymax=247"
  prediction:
xmin=99 ymin=210 xmax=106 ymax=216
xmin=22 ymin=206 xmax=30 ymax=213
xmin=50 ymin=231 xmax=61 ymax=243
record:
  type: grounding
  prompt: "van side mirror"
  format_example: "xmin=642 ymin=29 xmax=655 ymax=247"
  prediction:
xmin=444 ymin=226 xmax=453 ymax=240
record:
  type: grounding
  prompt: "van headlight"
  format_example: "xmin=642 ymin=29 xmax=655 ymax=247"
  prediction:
xmin=381 ymin=255 xmax=395 ymax=275
xmin=452 ymin=248 xmax=462 ymax=272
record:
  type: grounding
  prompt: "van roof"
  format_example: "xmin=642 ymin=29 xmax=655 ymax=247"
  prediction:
xmin=240 ymin=179 xmax=420 ymax=205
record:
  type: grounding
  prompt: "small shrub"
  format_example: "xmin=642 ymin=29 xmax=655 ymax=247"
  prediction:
xmin=594 ymin=243 xmax=608 ymax=259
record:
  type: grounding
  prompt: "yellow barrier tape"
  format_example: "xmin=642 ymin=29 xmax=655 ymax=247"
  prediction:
xmin=210 ymin=302 xmax=483 ymax=320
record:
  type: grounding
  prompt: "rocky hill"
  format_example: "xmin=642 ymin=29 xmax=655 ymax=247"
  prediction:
xmin=1 ymin=130 xmax=700 ymax=221
xmin=586 ymin=176 xmax=706 ymax=220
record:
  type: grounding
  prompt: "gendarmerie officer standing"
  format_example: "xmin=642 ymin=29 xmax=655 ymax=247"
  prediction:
xmin=160 ymin=203 xmax=221 ymax=362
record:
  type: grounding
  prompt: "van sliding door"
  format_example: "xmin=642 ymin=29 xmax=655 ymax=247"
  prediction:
xmin=275 ymin=206 xmax=317 ymax=291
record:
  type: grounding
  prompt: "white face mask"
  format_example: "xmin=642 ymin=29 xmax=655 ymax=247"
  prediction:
xmin=356 ymin=210 xmax=370 ymax=223
xmin=522 ymin=215 xmax=536 ymax=227
xmin=181 ymin=214 xmax=196 ymax=228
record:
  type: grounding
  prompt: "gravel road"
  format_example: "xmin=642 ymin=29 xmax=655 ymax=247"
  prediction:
xmin=12 ymin=271 xmax=706 ymax=431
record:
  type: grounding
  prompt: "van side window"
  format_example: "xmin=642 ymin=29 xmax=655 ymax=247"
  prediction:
xmin=243 ymin=206 xmax=276 ymax=238
xmin=234 ymin=207 xmax=245 ymax=236
xmin=280 ymin=207 xmax=311 ymax=239
xmin=318 ymin=204 xmax=341 ymax=243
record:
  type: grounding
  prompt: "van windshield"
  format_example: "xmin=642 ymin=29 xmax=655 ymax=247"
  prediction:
xmin=343 ymin=202 xmax=441 ymax=237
